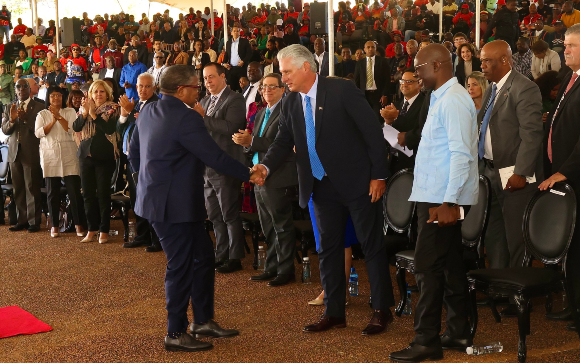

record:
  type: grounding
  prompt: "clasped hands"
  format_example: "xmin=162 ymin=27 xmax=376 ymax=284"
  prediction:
xmin=9 ymin=103 xmax=26 ymax=123
xmin=232 ymin=129 xmax=252 ymax=148
xmin=250 ymin=164 xmax=268 ymax=186
xmin=380 ymin=103 xmax=398 ymax=124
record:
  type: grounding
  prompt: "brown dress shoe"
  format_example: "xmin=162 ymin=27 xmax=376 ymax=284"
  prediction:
xmin=362 ymin=309 xmax=393 ymax=335
xmin=303 ymin=315 xmax=346 ymax=332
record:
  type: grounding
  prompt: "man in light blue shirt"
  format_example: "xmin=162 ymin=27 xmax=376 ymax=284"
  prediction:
xmin=390 ymin=43 xmax=479 ymax=363
xmin=222 ymin=26 xmax=252 ymax=92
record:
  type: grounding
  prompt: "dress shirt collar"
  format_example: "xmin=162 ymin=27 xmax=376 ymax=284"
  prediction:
xmin=18 ymin=97 xmax=31 ymax=109
xmin=494 ymin=70 xmax=511 ymax=92
xmin=299 ymin=74 xmax=319 ymax=101
xmin=267 ymin=98 xmax=282 ymax=112
xmin=366 ymin=55 xmax=376 ymax=64
xmin=211 ymin=85 xmax=227 ymax=101
xmin=232 ymin=36 xmax=240 ymax=44
xmin=404 ymin=92 xmax=420 ymax=107
xmin=431 ymin=77 xmax=458 ymax=102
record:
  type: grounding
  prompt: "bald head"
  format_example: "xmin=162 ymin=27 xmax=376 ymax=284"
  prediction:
xmin=480 ymin=40 xmax=512 ymax=83
xmin=414 ymin=43 xmax=453 ymax=90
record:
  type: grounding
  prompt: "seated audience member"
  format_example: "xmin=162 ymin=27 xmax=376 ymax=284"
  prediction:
xmin=338 ymin=47 xmax=356 ymax=78
xmin=405 ymin=39 xmax=419 ymax=68
xmin=160 ymin=21 xmax=179 ymax=45
xmin=385 ymin=31 xmax=406 ymax=58
xmin=533 ymin=70 xmax=560 ymax=120
xmin=101 ymin=39 xmax=124 ymax=70
xmin=166 ymin=40 xmax=189 ymax=66
xmin=15 ymin=49 xmax=33 ymax=74
xmin=36 ymin=66 xmax=48 ymax=100
xmin=13 ymin=18 xmax=27 ymax=40
xmin=32 ymin=36 xmax=48 ymax=59
xmin=119 ymin=50 xmax=147 ymax=101
xmin=283 ymin=24 xmax=300 ymax=45
xmin=123 ymin=35 xmax=149 ymax=66
xmin=204 ymin=39 xmax=218 ymax=62
xmin=531 ymin=39 xmax=561 ymax=79
xmin=0 ymin=61 xmax=14 ymax=106
xmin=34 ymin=86 xmax=86 ymax=238
xmin=512 ymin=36 xmax=534 ymax=80
xmin=544 ymin=20 xmax=566 ymax=55
xmin=98 ymin=56 xmax=122 ymax=87
xmin=20 ymin=28 xmax=36 ymax=57
xmin=522 ymin=4 xmax=543 ymax=32
xmin=47 ymin=60 xmax=67 ymax=90
xmin=65 ymin=44 xmax=88 ymax=85
xmin=455 ymin=42 xmax=482 ymax=86
xmin=13 ymin=66 xmax=24 ymax=83
xmin=66 ymin=90 xmax=84 ymax=112
xmin=4 ymin=34 xmax=26 ymax=65
xmin=465 ymin=71 xmax=488 ymax=112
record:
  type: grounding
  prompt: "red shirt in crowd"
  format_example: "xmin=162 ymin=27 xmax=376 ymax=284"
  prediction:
xmin=13 ymin=24 xmax=27 ymax=36
xmin=284 ymin=11 xmax=300 ymax=20
xmin=32 ymin=44 xmax=48 ymax=58
xmin=385 ymin=41 xmax=407 ymax=58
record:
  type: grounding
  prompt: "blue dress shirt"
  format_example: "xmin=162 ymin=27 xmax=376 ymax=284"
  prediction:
xmin=120 ymin=61 xmax=148 ymax=101
xmin=409 ymin=77 xmax=479 ymax=205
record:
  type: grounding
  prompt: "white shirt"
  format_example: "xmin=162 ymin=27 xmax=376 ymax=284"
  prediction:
xmin=426 ymin=1 xmax=441 ymax=15
xmin=404 ymin=92 xmax=420 ymax=108
xmin=314 ymin=52 xmax=325 ymax=74
xmin=206 ymin=49 xmax=217 ymax=62
xmin=105 ymin=68 xmax=115 ymax=78
xmin=366 ymin=56 xmax=377 ymax=91
xmin=244 ymin=82 xmax=260 ymax=112
xmin=484 ymin=70 xmax=511 ymax=160
xmin=299 ymin=75 xmax=318 ymax=126
xmin=230 ymin=37 xmax=241 ymax=66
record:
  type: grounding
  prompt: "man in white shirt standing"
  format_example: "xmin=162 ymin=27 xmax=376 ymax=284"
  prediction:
xmin=243 ymin=61 xmax=263 ymax=112
xmin=147 ymin=51 xmax=167 ymax=94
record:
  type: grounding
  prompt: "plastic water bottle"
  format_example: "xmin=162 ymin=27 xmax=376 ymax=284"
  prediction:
xmin=257 ymin=245 xmax=266 ymax=271
xmin=302 ymin=257 xmax=311 ymax=284
xmin=403 ymin=283 xmax=412 ymax=315
xmin=128 ymin=221 xmax=136 ymax=242
xmin=349 ymin=267 xmax=359 ymax=297
xmin=109 ymin=229 xmax=119 ymax=236
xmin=466 ymin=342 xmax=503 ymax=356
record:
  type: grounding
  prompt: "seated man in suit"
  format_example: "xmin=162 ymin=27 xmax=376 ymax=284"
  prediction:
xmin=233 ymin=73 xmax=299 ymax=286
xmin=119 ymin=73 xmax=161 ymax=253
xmin=380 ymin=68 xmax=425 ymax=173
xmin=354 ymin=41 xmax=391 ymax=124
xmin=128 ymin=65 xmax=262 ymax=352
xmin=312 ymin=38 xmax=339 ymax=77
xmin=98 ymin=56 xmax=122 ymax=87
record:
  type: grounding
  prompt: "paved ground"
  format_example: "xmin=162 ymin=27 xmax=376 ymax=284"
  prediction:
xmin=1 ymin=216 xmax=579 ymax=363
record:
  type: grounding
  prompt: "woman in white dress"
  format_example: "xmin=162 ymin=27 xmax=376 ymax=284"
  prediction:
xmin=35 ymin=86 xmax=86 ymax=237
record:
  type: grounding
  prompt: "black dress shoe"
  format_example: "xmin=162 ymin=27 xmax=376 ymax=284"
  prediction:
xmin=441 ymin=334 xmax=472 ymax=352
xmin=303 ymin=315 xmax=346 ymax=332
xmin=567 ymin=322 xmax=578 ymax=332
xmin=546 ymin=307 xmax=573 ymax=321
xmin=122 ymin=239 xmax=151 ymax=248
xmin=189 ymin=320 xmax=239 ymax=338
xmin=389 ymin=343 xmax=444 ymax=362
xmin=500 ymin=304 xmax=518 ymax=318
xmin=362 ymin=309 xmax=393 ymax=335
xmin=145 ymin=241 xmax=163 ymax=252
xmin=164 ymin=333 xmax=213 ymax=352
xmin=9 ymin=223 xmax=29 ymax=232
xmin=27 ymin=225 xmax=40 ymax=233
xmin=215 ymin=257 xmax=227 ymax=268
xmin=268 ymin=273 xmax=295 ymax=287
xmin=0 ymin=219 xmax=5 ymax=225
xmin=250 ymin=271 xmax=277 ymax=281
xmin=216 ymin=259 xmax=242 ymax=273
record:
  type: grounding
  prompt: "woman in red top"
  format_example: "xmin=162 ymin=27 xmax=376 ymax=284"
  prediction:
xmin=65 ymin=44 xmax=88 ymax=84
xmin=32 ymin=37 xmax=48 ymax=58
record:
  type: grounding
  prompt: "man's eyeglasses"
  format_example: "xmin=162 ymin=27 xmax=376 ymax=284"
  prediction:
xmin=177 ymin=84 xmax=201 ymax=91
xmin=259 ymin=85 xmax=284 ymax=91
xmin=15 ymin=84 xmax=30 ymax=89
xmin=399 ymin=79 xmax=419 ymax=85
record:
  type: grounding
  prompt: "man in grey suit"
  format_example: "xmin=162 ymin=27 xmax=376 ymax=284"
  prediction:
xmin=233 ymin=73 xmax=298 ymax=286
xmin=200 ymin=62 xmax=248 ymax=273
xmin=478 ymin=40 xmax=544 ymax=315
xmin=1 ymin=79 xmax=45 ymax=232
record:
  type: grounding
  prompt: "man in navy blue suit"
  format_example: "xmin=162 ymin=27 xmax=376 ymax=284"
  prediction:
xmin=128 ymin=65 xmax=262 ymax=352
xmin=253 ymin=44 xmax=396 ymax=335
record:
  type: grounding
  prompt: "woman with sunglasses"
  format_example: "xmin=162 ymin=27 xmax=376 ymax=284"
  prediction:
xmin=73 ymin=80 xmax=120 ymax=244
xmin=65 ymin=44 xmax=88 ymax=85
xmin=35 ymin=86 xmax=86 ymax=238
xmin=165 ymin=40 xmax=189 ymax=66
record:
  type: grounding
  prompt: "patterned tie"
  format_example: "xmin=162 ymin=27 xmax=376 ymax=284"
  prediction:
xmin=206 ymin=95 xmax=218 ymax=116
xmin=244 ymin=85 xmax=253 ymax=100
xmin=366 ymin=57 xmax=374 ymax=89
xmin=478 ymin=83 xmax=497 ymax=159
xmin=400 ymin=100 xmax=409 ymax=116
xmin=548 ymin=73 xmax=578 ymax=162
xmin=304 ymin=96 xmax=325 ymax=180
xmin=252 ymin=108 xmax=271 ymax=165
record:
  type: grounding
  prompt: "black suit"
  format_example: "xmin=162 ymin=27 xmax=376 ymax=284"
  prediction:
xmin=261 ymin=76 xmax=395 ymax=318
xmin=455 ymin=58 xmax=482 ymax=87
xmin=224 ymin=37 xmax=253 ymax=92
xmin=354 ymin=56 xmax=391 ymax=124
xmin=337 ymin=59 xmax=356 ymax=78
xmin=98 ymin=67 xmax=122 ymax=86
xmin=544 ymin=70 xmax=580 ymax=307
xmin=248 ymin=104 xmax=298 ymax=276
xmin=390 ymin=92 xmax=425 ymax=174
xmin=404 ymin=90 xmax=432 ymax=151
xmin=123 ymin=44 xmax=149 ymax=66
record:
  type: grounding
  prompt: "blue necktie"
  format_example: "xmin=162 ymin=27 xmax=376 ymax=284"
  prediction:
xmin=304 ymin=96 xmax=325 ymax=180
xmin=252 ymin=108 xmax=271 ymax=165
xmin=123 ymin=101 xmax=143 ymax=155
xmin=478 ymin=84 xmax=497 ymax=159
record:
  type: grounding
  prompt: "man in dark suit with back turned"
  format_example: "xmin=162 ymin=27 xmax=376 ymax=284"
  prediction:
xmin=128 ymin=65 xmax=262 ymax=352
xmin=200 ymin=62 xmax=249 ymax=273
xmin=223 ymin=26 xmax=253 ymax=92
xmin=540 ymin=24 xmax=580 ymax=327
xmin=233 ymin=73 xmax=299 ymax=286
xmin=1 ymin=79 xmax=44 ymax=232
xmin=119 ymin=73 xmax=161 ymax=252
xmin=253 ymin=44 xmax=395 ymax=335
xmin=354 ymin=41 xmax=391 ymax=124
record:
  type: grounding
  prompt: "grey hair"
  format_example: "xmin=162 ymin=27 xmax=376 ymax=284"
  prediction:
xmin=565 ymin=24 xmax=580 ymax=37
xmin=277 ymin=44 xmax=317 ymax=73
xmin=137 ymin=72 xmax=155 ymax=84
xmin=160 ymin=65 xmax=197 ymax=95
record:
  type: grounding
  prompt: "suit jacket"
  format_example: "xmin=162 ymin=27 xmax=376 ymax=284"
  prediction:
xmin=337 ymin=59 xmax=356 ymax=78
xmin=390 ymin=92 xmax=426 ymax=172
xmin=354 ymin=56 xmax=391 ymax=96
xmin=1 ymin=98 xmax=45 ymax=164
xmin=200 ymin=86 xmax=248 ymax=179
xmin=246 ymin=104 xmax=297 ymax=188
xmin=224 ymin=37 xmax=253 ymax=67
xmin=314 ymin=52 xmax=339 ymax=78
xmin=261 ymin=76 xmax=389 ymax=208
xmin=98 ymin=67 xmax=122 ymax=85
xmin=404 ymin=90 xmax=431 ymax=151
xmin=128 ymin=95 xmax=250 ymax=223
xmin=119 ymin=94 xmax=159 ymax=147
xmin=455 ymin=58 xmax=482 ymax=87
xmin=544 ymin=70 xmax=580 ymax=192
xmin=122 ymin=44 xmax=149 ymax=66
xmin=478 ymin=71 xmax=544 ymax=181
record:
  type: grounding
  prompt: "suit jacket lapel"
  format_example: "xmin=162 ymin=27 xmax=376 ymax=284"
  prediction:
xmin=315 ymin=78 xmax=325 ymax=142
xmin=491 ymin=72 xmax=515 ymax=119
xmin=261 ymin=104 xmax=280 ymax=135
xmin=211 ymin=87 xmax=230 ymax=115
xmin=556 ymin=73 xmax=580 ymax=119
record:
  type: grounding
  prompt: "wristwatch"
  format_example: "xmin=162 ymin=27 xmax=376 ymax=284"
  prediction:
xmin=446 ymin=202 xmax=457 ymax=207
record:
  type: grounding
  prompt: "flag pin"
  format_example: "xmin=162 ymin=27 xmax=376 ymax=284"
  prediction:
xmin=319 ymin=107 xmax=323 ymax=110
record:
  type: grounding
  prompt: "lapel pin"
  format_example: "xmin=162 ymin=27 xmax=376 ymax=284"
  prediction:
xmin=318 ymin=107 xmax=323 ymax=110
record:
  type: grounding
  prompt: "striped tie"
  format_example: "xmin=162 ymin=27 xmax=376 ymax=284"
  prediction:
xmin=206 ymin=95 xmax=218 ymax=116
xmin=366 ymin=58 xmax=373 ymax=89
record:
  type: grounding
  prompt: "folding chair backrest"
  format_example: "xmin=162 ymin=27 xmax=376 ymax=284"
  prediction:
xmin=462 ymin=175 xmax=491 ymax=248
xmin=383 ymin=168 xmax=415 ymax=233
xmin=0 ymin=145 xmax=8 ymax=181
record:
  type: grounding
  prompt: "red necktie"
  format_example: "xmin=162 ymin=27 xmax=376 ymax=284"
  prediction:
xmin=548 ymin=72 xmax=578 ymax=162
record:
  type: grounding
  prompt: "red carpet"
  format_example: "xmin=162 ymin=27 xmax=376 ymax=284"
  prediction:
xmin=0 ymin=306 xmax=52 ymax=338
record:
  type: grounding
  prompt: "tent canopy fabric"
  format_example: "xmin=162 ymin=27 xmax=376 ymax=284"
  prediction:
xmin=148 ymin=0 xmax=225 ymax=13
